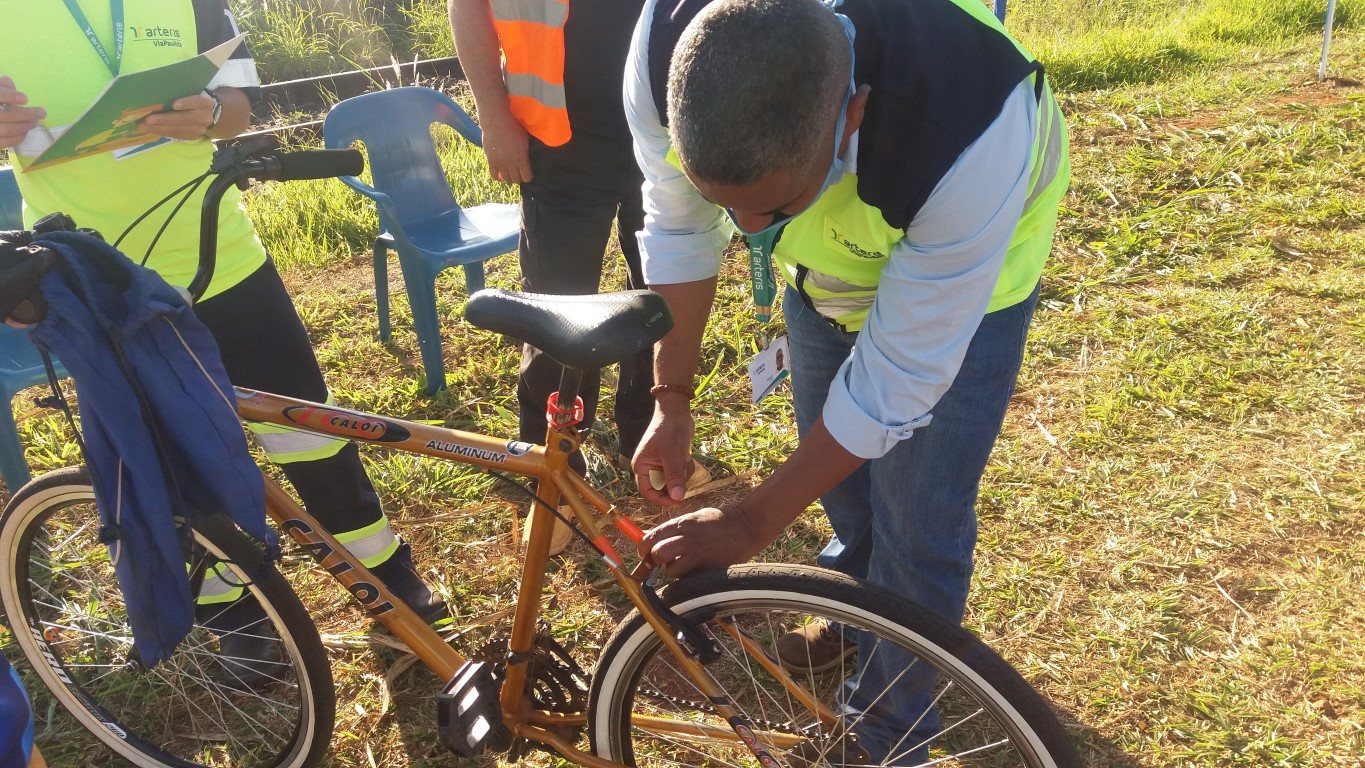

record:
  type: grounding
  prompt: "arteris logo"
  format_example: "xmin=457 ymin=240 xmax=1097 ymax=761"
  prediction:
xmin=128 ymin=25 xmax=185 ymax=48
xmin=283 ymin=406 xmax=411 ymax=443
xmin=829 ymin=226 xmax=885 ymax=260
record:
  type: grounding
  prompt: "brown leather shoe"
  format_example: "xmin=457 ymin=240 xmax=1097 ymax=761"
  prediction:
xmin=771 ymin=619 xmax=856 ymax=674
xmin=522 ymin=506 xmax=574 ymax=556
xmin=616 ymin=454 xmax=713 ymax=497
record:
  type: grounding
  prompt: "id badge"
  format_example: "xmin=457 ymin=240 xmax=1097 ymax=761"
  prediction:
xmin=747 ymin=335 xmax=790 ymax=404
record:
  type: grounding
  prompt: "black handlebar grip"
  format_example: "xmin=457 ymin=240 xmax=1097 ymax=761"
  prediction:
xmin=266 ymin=149 xmax=365 ymax=182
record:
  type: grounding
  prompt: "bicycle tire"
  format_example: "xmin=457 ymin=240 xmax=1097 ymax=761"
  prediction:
xmin=0 ymin=467 xmax=335 ymax=768
xmin=588 ymin=564 xmax=1080 ymax=768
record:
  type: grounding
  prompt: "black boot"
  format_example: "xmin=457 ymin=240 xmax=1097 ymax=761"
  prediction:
xmin=196 ymin=597 xmax=288 ymax=691
xmin=369 ymin=542 xmax=447 ymax=624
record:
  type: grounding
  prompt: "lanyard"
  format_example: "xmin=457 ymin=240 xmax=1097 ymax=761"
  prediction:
xmin=746 ymin=228 xmax=780 ymax=324
xmin=738 ymin=0 xmax=851 ymax=326
xmin=62 ymin=0 xmax=125 ymax=76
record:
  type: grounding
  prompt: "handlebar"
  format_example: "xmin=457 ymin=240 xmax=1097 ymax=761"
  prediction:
xmin=193 ymin=146 xmax=364 ymax=300
xmin=0 ymin=145 xmax=365 ymax=323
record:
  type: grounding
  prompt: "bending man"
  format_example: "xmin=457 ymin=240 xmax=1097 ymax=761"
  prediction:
xmin=625 ymin=0 xmax=1069 ymax=759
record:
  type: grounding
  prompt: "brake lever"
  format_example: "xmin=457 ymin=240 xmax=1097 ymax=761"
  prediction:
xmin=210 ymin=138 xmax=276 ymax=190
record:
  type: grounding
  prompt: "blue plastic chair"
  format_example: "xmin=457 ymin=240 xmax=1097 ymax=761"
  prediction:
xmin=323 ymin=87 xmax=520 ymax=393
xmin=0 ymin=166 xmax=68 ymax=490
xmin=0 ymin=165 xmax=22 ymax=229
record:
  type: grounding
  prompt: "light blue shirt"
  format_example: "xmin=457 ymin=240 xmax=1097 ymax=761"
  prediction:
xmin=624 ymin=2 xmax=1040 ymax=459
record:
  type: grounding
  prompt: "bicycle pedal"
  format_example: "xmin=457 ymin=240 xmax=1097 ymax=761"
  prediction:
xmin=437 ymin=660 xmax=512 ymax=757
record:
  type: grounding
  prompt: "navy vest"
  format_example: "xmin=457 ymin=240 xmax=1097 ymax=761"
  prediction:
xmin=648 ymin=0 xmax=1042 ymax=230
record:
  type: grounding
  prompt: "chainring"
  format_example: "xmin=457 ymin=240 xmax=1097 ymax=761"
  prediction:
xmin=476 ymin=629 xmax=592 ymax=759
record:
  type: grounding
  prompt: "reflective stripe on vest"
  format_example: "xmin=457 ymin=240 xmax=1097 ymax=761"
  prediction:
xmin=1023 ymin=78 xmax=1068 ymax=213
xmin=335 ymin=516 xmax=401 ymax=568
xmin=492 ymin=0 xmax=571 ymax=146
xmin=775 ymin=73 xmax=1069 ymax=332
xmin=196 ymin=520 xmax=399 ymax=603
xmin=195 ymin=562 xmax=244 ymax=605
xmin=248 ymin=394 xmax=347 ymax=463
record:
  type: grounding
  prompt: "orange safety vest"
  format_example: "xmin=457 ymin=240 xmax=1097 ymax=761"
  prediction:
xmin=492 ymin=0 xmax=572 ymax=146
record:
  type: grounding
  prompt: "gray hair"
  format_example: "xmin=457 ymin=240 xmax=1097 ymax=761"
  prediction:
xmin=667 ymin=0 xmax=852 ymax=187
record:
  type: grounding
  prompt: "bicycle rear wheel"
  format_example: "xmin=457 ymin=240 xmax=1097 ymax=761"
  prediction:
xmin=0 ymin=467 xmax=335 ymax=768
xmin=589 ymin=564 xmax=1080 ymax=768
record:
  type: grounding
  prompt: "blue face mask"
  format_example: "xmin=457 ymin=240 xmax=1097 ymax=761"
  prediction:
xmin=726 ymin=9 xmax=857 ymax=238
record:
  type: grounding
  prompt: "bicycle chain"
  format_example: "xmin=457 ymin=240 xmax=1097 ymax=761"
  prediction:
xmin=472 ymin=626 xmax=840 ymax=751
xmin=475 ymin=632 xmax=590 ymax=714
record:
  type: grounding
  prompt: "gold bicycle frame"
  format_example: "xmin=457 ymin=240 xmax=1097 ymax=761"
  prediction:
xmin=233 ymin=386 xmax=833 ymax=767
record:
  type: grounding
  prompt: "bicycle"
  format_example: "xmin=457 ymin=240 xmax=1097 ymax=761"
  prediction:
xmin=0 ymin=145 xmax=1084 ymax=768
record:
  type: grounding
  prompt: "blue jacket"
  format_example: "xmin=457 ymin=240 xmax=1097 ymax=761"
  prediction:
xmin=0 ymin=655 xmax=34 ymax=768
xmin=29 ymin=232 xmax=273 ymax=667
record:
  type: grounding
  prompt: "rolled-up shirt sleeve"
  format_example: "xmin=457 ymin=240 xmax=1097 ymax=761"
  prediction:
xmin=195 ymin=0 xmax=263 ymax=96
xmin=624 ymin=0 xmax=734 ymax=286
xmin=822 ymin=82 xmax=1039 ymax=459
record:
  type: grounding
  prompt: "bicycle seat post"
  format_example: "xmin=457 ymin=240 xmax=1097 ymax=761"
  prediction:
xmin=517 ymin=364 xmax=585 ymax=571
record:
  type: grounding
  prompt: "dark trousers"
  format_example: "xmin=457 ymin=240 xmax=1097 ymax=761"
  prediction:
xmin=516 ymin=131 xmax=654 ymax=459
xmin=194 ymin=260 xmax=384 ymax=536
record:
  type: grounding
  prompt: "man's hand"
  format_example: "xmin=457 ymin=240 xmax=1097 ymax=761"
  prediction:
xmin=637 ymin=416 xmax=868 ymax=578
xmin=480 ymin=113 xmax=533 ymax=184
xmin=449 ymin=0 xmax=534 ymax=183
xmin=638 ymin=504 xmax=773 ymax=578
xmin=140 ymin=92 xmax=217 ymax=141
xmin=632 ymin=396 xmax=696 ymax=505
xmin=0 ymin=77 xmax=45 ymax=150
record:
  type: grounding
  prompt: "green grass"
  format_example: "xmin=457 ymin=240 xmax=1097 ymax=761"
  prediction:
xmin=229 ymin=0 xmax=455 ymax=79
xmin=1010 ymin=0 xmax=1355 ymax=90
xmin=6 ymin=0 xmax=1365 ymax=766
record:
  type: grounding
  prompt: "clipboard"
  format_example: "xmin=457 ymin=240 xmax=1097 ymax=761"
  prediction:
xmin=23 ymin=34 xmax=246 ymax=171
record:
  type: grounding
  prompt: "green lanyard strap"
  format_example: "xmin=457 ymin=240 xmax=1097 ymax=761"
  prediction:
xmin=746 ymin=229 xmax=779 ymax=324
xmin=62 ymin=0 xmax=125 ymax=76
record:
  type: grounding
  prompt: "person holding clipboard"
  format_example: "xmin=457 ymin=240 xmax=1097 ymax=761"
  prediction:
xmin=0 ymin=0 xmax=446 ymax=690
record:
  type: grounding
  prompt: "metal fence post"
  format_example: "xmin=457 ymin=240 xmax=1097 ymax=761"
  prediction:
xmin=1319 ymin=0 xmax=1339 ymax=82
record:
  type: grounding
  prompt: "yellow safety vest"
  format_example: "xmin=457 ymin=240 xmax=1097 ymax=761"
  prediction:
xmin=0 ymin=0 xmax=266 ymax=301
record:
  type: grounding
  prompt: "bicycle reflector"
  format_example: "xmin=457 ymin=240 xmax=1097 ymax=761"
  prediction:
xmin=437 ymin=660 xmax=513 ymax=757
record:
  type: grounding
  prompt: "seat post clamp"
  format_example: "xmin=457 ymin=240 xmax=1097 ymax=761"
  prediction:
xmin=545 ymin=392 xmax=584 ymax=428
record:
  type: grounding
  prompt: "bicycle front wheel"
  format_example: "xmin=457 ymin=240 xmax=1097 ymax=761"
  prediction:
xmin=0 ymin=467 xmax=335 ymax=768
xmin=589 ymin=564 xmax=1080 ymax=768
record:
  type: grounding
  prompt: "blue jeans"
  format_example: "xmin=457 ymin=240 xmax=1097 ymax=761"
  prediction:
xmin=784 ymin=282 xmax=1040 ymax=761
